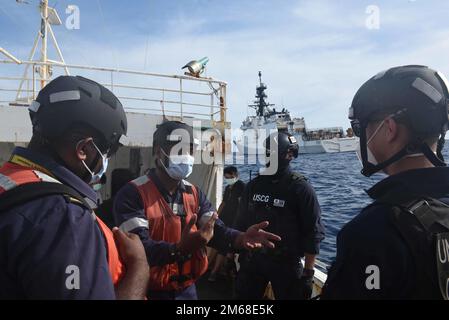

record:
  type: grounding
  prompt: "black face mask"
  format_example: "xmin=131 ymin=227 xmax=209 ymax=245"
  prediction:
xmin=265 ymin=151 xmax=291 ymax=173
xmin=277 ymin=154 xmax=291 ymax=170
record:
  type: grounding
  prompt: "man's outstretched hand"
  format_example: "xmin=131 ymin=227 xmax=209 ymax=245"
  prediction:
xmin=177 ymin=213 xmax=218 ymax=255
xmin=235 ymin=221 xmax=281 ymax=250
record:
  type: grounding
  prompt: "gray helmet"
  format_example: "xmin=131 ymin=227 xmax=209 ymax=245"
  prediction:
xmin=349 ymin=65 xmax=449 ymax=176
xmin=29 ymin=76 xmax=127 ymax=155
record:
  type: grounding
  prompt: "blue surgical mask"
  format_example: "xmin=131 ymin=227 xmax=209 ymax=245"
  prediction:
xmin=224 ymin=177 xmax=238 ymax=185
xmin=80 ymin=141 xmax=109 ymax=185
xmin=160 ymin=148 xmax=194 ymax=181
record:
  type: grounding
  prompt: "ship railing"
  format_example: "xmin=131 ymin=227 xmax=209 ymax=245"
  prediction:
xmin=306 ymin=126 xmax=344 ymax=133
xmin=0 ymin=60 xmax=228 ymax=124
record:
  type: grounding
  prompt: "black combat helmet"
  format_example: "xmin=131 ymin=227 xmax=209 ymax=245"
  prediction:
xmin=152 ymin=121 xmax=199 ymax=154
xmin=29 ymin=75 xmax=127 ymax=156
xmin=264 ymin=131 xmax=299 ymax=162
xmin=349 ymin=65 xmax=449 ymax=176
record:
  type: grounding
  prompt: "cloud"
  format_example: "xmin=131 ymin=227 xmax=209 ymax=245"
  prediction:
xmin=292 ymin=0 xmax=366 ymax=30
xmin=2 ymin=0 xmax=449 ymax=131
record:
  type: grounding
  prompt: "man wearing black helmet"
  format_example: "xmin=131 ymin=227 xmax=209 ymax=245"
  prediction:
xmin=113 ymin=120 xmax=281 ymax=300
xmin=322 ymin=65 xmax=449 ymax=300
xmin=0 ymin=76 xmax=149 ymax=299
xmin=234 ymin=131 xmax=325 ymax=300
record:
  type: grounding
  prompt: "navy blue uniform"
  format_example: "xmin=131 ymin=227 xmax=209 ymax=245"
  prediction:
xmin=322 ymin=167 xmax=449 ymax=299
xmin=0 ymin=147 xmax=115 ymax=299
xmin=113 ymin=168 xmax=241 ymax=299
xmin=234 ymin=166 xmax=325 ymax=299
xmin=220 ymin=180 xmax=245 ymax=227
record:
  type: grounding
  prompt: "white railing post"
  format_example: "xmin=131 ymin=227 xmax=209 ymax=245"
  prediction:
xmin=179 ymin=78 xmax=183 ymax=120
xmin=110 ymin=71 xmax=114 ymax=92
xmin=32 ymin=63 xmax=36 ymax=100
xmin=210 ymin=89 xmax=214 ymax=121
xmin=220 ymin=84 xmax=227 ymax=123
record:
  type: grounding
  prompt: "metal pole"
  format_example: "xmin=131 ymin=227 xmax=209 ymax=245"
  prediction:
xmin=110 ymin=71 xmax=114 ymax=92
xmin=220 ymin=85 xmax=227 ymax=123
xmin=161 ymin=89 xmax=165 ymax=117
xmin=48 ymin=24 xmax=69 ymax=75
xmin=16 ymin=31 xmax=40 ymax=102
xmin=210 ymin=92 xmax=214 ymax=121
xmin=32 ymin=64 xmax=36 ymax=99
xmin=40 ymin=0 xmax=49 ymax=89
xmin=179 ymin=78 xmax=183 ymax=120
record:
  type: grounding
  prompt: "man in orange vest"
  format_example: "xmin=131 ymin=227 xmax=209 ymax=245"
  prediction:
xmin=114 ymin=121 xmax=282 ymax=299
xmin=0 ymin=76 xmax=149 ymax=299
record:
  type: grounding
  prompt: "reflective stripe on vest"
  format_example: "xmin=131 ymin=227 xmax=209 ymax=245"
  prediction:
xmin=131 ymin=175 xmax=208 ymax=292
xmin=119 ymin=217 xmax=149 ymax=233
xmin=0 ymin=161 xmax=124 ymax=286
xmin=0 ymin=173 xmax=17 ymax=192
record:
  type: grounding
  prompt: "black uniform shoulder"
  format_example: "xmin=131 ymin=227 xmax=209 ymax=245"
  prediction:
xmin=290 ymin=171 xmax=307 ymax=182
xmin=2 ymin=193 xmax=88 ymax=227
xmin=339 ymin=201 xmax=408 ymax=252
xmin=288 ymin=172 xmax=316 ymax=195
xmin=235 ymin=179 xmax=245 ymax=189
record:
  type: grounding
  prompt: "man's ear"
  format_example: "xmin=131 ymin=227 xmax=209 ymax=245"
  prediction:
xmin=285 ymin=151 xmax=294 ymax=161
xmin=384 ymin=117 xmax=399 ymax=143
xmin=154 ymin=145 xmax=164 ymax=167
xmin=75 ymin=138 xmax=93 ymax=161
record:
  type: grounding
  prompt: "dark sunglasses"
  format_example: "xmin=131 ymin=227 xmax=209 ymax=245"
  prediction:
xmin=350 ymin=120 xmax=362 ymax=137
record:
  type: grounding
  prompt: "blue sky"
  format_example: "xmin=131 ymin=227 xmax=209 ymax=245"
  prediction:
xmin=1 ymin=0 xmax=449 ymax=129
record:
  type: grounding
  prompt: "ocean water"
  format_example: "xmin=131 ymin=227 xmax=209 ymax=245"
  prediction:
xmin=230 ymin=147 xmax=449 ymax=266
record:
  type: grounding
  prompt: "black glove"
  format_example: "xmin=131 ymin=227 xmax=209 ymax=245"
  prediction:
xmin=298 ymin=270 xmax=314 ymax=300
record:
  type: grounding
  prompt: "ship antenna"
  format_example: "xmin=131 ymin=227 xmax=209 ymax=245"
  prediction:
xmin=12 ymin=0 xmax=68 ymax=103
xmin=258 ymin=71 xmax=262 ymax=86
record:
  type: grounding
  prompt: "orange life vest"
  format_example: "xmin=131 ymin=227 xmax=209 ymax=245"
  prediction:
xmin=131 ymin=175 xmax=208 ymax=291
xmin=0 ymin=161 xmax=124 ymax=285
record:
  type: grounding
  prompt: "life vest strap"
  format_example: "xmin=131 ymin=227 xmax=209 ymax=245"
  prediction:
xmin=0 ymin=181 xmax=91 ymax=212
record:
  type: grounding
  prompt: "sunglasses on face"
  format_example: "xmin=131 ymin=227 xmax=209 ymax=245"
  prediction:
xmin=350 ymin=120 xmax=362 ymax=137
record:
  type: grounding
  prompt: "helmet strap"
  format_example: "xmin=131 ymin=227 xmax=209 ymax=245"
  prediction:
xmin=436 ymin=131 xmax=446 ymax=162
xmin=76 ymin=140 xmax=101 ymax=181
xmin=421 ymin=141 xmax=446 ymax=167
xmin=361 ymin=141 xmax=446 ymax=177
xmin=361 ymin=146 xmax=408 ymax=177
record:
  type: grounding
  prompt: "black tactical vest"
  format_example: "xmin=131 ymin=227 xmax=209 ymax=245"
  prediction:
xmin=379 ymin=194 xmax=449 ymax=300
xmin=246 ymin=171 xmax=306 ymax=258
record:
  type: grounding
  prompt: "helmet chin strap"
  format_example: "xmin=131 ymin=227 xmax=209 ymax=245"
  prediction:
xmin=436 ymin=132 xmax=446 ymax=162
xmin=359 ymin=119 xmax=447 ymax=176
xmin=361 ymin=147 xmax=408 ymax=177
xmin=361 ymin=141 xmax=446 ymax=177
xmin=421 ymin=141 xmax=446 ymax=167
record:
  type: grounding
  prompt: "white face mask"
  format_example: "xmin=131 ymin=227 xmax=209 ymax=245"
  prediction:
xmin=80 ymin=140 xmax=109 ymax=185
xmin=160 ymin=148 xmax=195 ymax=181
xmin=224 ymin=177 xmax=238 ymax=185
xmin=355 ymin=143 xmax=378 ymax=166
xmin=355 ymin=120 xmax=385 ymax=166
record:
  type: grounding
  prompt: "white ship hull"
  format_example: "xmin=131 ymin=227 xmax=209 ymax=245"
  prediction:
xmin=234 ymin=132 xmax=359 ymax=155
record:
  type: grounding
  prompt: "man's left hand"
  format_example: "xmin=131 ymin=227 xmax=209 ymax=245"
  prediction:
xmin=298 ymin=272 xmax=314 ymax=300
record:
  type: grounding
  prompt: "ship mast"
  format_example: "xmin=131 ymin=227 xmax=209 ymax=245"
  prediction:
xmin=12 ymin=0 xmax=69 ymax=102
xmin=40 ymin=0 xmax=49 ymax=88
xmin=248 ymin=71 xmax=274 ymax=117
